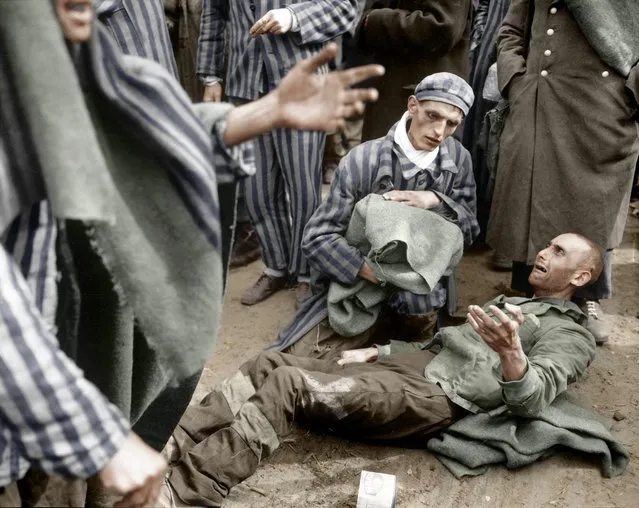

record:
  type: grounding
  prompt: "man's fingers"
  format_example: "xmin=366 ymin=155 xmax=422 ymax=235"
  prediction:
xmin=262 ymin=19 xmax=280 ymax=34
xmin=342 ymin=87 xmax=379 ymax=106
xmin=469 ymin=305 xmax=499 ymax=331
xmin=249 ymin=12 xmax=273 ymax=35
xmin=504 ymin=303 xmax=525 ymax=325
xmin=338 ymin=64 xmax=385 ymax=87
xmin=298 ymin=43 xmax=339 ymax=73
xmin=489 ymin=305 xmax=514 ymax=326
xmin=466 ymin=313 xmax=482 ymax=334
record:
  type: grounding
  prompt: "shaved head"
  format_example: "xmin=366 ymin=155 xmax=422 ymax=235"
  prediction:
xmin=572 ymin=233 xmax=604 ymax=284
xmin=529 ymin=233 xmax=604 ymax=299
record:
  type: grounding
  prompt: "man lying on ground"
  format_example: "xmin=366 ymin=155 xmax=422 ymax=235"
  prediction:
xmin=159 ymin=233 xmax=601 ymax=507
xmin=274 ymin=72 xmax=480 ymax=358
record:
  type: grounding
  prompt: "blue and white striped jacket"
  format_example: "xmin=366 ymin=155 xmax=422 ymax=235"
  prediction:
xmin=272 ymin=123 xmax=480 ymax=350
xmin=197 ymin=0 xmax=360 ymax=100
xmin=95 ymin=0 xmax=179 ymax=77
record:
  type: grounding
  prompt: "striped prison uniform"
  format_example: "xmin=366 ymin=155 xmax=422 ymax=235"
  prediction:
xmin=95 ymin=0 xmax=179 ymax=77
xmin=0 ymin=17 xmax=250 ymax=485
xmin=197 ymin=0 xmax=360 ymax=277
xmin=273 ymin=122 xmax=479 ymax=350
xmin=0 ymin=191 xmax=129 ymax=485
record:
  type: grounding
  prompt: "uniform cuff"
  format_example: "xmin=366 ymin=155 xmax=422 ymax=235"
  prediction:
xmin=493 ymin=358 xmax=538 ymax=406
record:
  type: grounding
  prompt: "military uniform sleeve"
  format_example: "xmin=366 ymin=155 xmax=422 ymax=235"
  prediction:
xmin=287 ymin=0 xmax=359 ymax=45
xmin=493 ymin=322 xmax=596 ymax=417
xmin=356 ymin=0 xmax=470 ymax=55
xmin=301 ymin=152 xmax=365 ymax=285
xmin=497 ymin=0 xmax=531 ymax=96
xmin=0 ymin=244 xmax=129 ymax=478
xmin=196 ymin=0 xmax=229 ymax=78
xmin=431 ymin=144 xmax=480 ymax=245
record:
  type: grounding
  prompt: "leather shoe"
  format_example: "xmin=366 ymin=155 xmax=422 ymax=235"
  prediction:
xmin=241 ymin=272 xmax=289 ymax=306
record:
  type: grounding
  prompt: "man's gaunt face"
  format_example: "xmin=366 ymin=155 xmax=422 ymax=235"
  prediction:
xmin=55 ymin=0 xmax=94 ymax=43
xmin=406 ymin=98 xmax=463 ymax=152
xmin=528 ymin=234 xmax=592 ymax=294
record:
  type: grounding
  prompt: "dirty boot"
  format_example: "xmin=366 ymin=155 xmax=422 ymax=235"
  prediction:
xmin=241 ymin=272 xmax=289 ymax=305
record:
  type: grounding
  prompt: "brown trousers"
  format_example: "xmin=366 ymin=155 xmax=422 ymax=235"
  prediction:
xmin=169 ymin=350 xmax=456 ymax=506
xmin=283 ymin=313 xmax=438 ymax=360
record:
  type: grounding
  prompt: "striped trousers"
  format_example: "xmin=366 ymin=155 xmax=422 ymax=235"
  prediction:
xmin=241 ymin=106 xmax=325 ymax=277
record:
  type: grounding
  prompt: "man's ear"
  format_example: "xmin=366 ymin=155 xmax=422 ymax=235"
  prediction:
xmin=570 ymin=269 xmax=592 ymax=288
xmin=407 ymin=95 xmax=419 ymax=116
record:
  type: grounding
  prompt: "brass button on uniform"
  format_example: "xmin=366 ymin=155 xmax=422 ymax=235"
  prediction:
xmin=602 ymin=71 xmax=610 ymax=78
xmin=544 ymin=49 xmax=552 ymax=56
xmin=547 ymin=28 xmax=555 ymax=36
xmin=550 ymin=7 xmax=558 ymax=14
xmin=541 ymin=70 xmax=548 ymax=77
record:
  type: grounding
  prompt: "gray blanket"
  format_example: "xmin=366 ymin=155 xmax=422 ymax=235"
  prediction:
xmin=327 ymin=194 xmax=463 ymax=336
xmin=565 ymin=0 xmax=639 ymax=77
xmin=427 ymin=393 xmax=629 ymax=479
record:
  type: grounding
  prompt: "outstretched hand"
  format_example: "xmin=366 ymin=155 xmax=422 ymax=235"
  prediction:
xmin=275 ymin=43 xmax=384 ymax=132
xmin=466 ymin=303 xmax=524 ymax=355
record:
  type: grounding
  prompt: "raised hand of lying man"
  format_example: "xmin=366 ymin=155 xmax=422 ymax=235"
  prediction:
xmin=467 ymin=303 xmax=528 ymax=381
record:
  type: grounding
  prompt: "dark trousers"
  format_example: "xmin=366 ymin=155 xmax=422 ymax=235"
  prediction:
xmin=169 ymin=350 xmax=456 ymax=506
xmin=511 ymin=249 xmax=613 ymax=300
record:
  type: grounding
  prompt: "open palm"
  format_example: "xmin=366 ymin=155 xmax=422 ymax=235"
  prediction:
xmin=276 ymin=43 xmax=384 ymax=132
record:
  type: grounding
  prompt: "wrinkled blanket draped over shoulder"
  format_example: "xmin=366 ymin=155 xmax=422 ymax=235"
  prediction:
xmin=0 ymin=1 xmax=226 ymax=423
xmin=565 ymin=0 xmax=639 ymax=77
xmin=427 ymin=393 xmax=629 ymax=479
xmin=327 ymin=194 xmax=463 ymax=336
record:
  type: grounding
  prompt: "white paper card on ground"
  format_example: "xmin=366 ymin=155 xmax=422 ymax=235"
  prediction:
xmin=356 ymin=471 xmax=397 ymax=508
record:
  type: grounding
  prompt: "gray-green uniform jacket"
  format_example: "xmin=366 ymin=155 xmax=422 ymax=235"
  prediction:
xmin=376 ymin=296 xmax=596 ymax=417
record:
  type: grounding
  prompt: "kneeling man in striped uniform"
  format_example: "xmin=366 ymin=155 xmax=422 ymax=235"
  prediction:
xmin=274 ymin=72 xmax=480 ymax=357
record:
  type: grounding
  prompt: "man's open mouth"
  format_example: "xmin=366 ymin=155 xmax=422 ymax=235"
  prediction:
xmin=534 ymin=263 xmax=548 ymax=273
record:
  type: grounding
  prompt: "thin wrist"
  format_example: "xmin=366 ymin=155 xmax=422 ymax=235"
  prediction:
xmin=498 ymin=344 xmax=524 ymax=359
xmin=269 ymin=90 xmax=289 ymax=129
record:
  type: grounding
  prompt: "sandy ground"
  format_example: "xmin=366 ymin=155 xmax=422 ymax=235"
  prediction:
xmin=189 ymin=212 xmax=639 ymax=508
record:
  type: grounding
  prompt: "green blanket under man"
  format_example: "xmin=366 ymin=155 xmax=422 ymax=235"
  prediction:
xmin=427 ymin=393 xmax=629 ymax=479
xmin=327 ymin=194 xmax=463 ymax=337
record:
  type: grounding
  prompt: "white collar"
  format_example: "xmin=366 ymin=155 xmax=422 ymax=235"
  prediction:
xmin=394 ymin=112 xmax=439 ymax=179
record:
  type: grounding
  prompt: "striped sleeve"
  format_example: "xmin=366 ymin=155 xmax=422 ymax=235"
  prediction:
xmin=301 ymin=148 xmax=366 ymax=285
xmin=196 ymin=0 xmax=229 ymax=78
xmin=0 ymin=207 xmax=129 ymax=479
xmin=432 ymin=144 xmax=480 ymax=245
xmin=287 ymin=0 xmax=359 ymax=45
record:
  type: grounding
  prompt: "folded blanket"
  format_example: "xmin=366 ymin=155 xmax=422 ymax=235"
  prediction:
xmin=327 ymin=194 xmax=463 ymax=336
xmin=427 ymin=393 xmax=629 ymax=479
xmin=565 ymin=0 xmax=639 ymax=77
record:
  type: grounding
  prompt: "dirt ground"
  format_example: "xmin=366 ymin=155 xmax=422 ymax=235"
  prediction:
xmin=190 ymin=212 xmax=639 ymax=508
